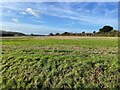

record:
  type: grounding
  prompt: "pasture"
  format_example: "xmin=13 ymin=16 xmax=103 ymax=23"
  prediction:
xmin=1 ymin=36 xmax=119 ymax=89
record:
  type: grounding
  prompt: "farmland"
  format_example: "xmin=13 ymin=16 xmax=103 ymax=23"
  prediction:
xmin=1 ymin=36 xmax=119 ymax=89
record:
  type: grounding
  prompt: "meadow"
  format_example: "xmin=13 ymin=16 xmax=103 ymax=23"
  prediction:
xmin=1 ymin=36 xmax=119 ymax=89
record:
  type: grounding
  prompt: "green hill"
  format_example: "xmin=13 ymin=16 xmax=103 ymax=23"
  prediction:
xmin=0 ymin=30 xmax=26 ymax=36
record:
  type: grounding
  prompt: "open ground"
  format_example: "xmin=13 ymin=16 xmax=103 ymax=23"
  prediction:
xmin=1 ymin=36 xmax=119 ymax=89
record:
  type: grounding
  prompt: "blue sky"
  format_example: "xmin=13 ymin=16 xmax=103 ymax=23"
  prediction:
xmin=0 ymin=2 xmax=118 ymax=34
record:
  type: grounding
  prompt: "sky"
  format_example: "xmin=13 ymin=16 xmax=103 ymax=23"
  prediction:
xmin=0 ymin=2 xmax=118 ymax=35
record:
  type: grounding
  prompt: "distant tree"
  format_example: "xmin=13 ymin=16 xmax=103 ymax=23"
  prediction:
xmin=93 ymin=31 xmax=96 ymax=34
xmin=81 ymin=31 xmax=85 ymax=36
xmin=99 ymin=25 xmax=113 ymax=33
xmin=62 ymin=32 xmax=70 ymax=36
xmin=49 ymin=33 xmax=54 ymax=36
xmin=55 ymin=33 xmax=60 ymax=36
xmin=31 ymin=33 xmax=34 ymax=36
xmin=82 ymin=31 xmax=85 ymax=34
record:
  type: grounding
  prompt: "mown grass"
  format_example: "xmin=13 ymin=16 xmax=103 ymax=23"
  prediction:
xmin=1 ymin=36 xmax=119 ymax=89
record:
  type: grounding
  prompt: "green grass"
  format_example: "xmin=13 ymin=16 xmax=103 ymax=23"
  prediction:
xmin=1 ymin=37 xmax=119 ymax=89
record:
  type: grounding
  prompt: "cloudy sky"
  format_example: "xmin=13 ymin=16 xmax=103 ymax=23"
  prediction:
xmin=0 ymin=2 xmax=118 ymax=34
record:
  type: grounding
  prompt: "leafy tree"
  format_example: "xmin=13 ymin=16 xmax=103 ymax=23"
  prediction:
xmin=55 ymin=33 xmax=60 ymax=36
xmin=99 ymin=25 xmax=113 ymax=33
xmin=31 ymin=33 xmax=34 ymax=36
xmin=82 ymin=31 xmax=85 ymax=34
xmin=49 ymin=33 xmax=54 ymax=36
xmin=93 ymin=31 xmax=96 ymax=34
xmin=62 ymin=32 xmax=70 ymax=35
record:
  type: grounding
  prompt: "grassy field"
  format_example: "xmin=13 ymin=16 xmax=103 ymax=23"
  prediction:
xmin=1 ymin=36 xmax=119 ymax=89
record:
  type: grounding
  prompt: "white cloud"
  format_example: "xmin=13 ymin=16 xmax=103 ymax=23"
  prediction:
xmin=19 ymin=11 xmax=26 ymax=15
xmin=7 ymin=10 xmax=12 ymax=13
xmin=26 ymin=8 xmax=40 ymax=17
xmin=12 ymin=18 xmax=18 ymax=22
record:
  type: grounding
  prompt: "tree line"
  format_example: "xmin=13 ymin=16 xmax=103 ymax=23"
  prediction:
xmin=1 ymin=25 xmax=120 ymax=37
xmin=49 ymin=25 xmax=120 ymax=37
